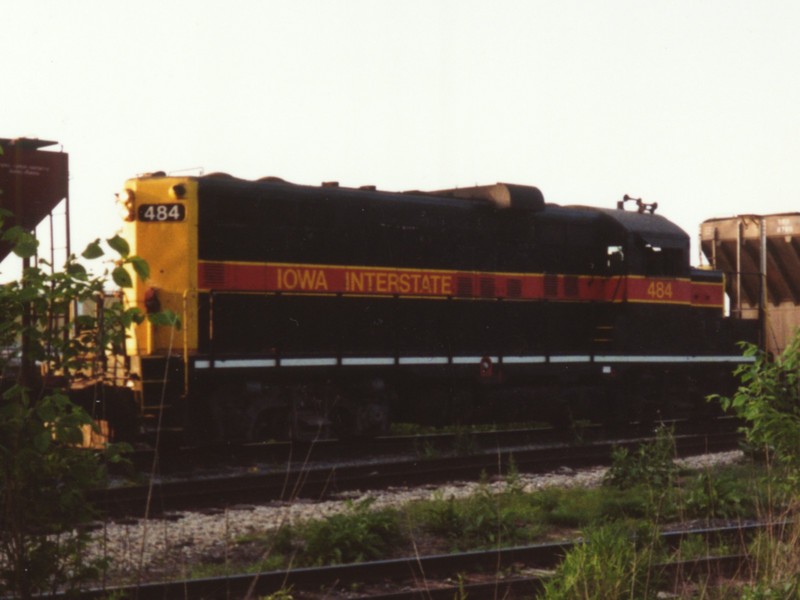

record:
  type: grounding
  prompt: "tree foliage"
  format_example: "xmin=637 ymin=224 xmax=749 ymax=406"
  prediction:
xmin=0 ymin=207 xmax=149 ymax=598
xmin=711 ymin=331 xmax=800 ymax=467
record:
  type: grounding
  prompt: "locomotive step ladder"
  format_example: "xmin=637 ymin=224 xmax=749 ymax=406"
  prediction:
xmin=134 ymin=356 xmax=184 ymax=424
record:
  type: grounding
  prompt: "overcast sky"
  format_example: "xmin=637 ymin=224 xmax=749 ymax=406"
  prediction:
xmin=3 ymin=1 xmax=799 ymax=274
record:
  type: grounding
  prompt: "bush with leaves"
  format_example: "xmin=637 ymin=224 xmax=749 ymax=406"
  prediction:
xmin=682 ymin=470 xmax=752 ymax=520
xmin=299 ymin=498 xmax=404 ymax=566
xmin=0 ymin=388 xmax=129 ymax=597
xmin=0 ymin=207 xmax=154 ymax=598
xmin=418 ymin=481 xmax=545 ymax=551
xmin=1 ymin=226 xmax=150 ymax=383
xmin=603 ymin=424 xmax=677 ymax=491
xmin=710 ymin=332 xmax=800 ymax=468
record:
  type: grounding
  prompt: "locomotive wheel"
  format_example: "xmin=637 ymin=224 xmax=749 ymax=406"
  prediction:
xmin=332 ymin=399 xmax=390 ymax=440
xmin=358 ymin=399 xmax=390 ymax=436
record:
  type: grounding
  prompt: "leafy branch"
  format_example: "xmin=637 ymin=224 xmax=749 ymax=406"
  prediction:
xmin=710 ymin=332 xmax=800 ymax=468
xmin=0 ymin=208 xmax=156 ymax=597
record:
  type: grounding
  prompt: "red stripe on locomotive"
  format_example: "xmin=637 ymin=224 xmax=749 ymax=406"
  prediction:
xmin=197 ymin=260 xmax=722 ymax=309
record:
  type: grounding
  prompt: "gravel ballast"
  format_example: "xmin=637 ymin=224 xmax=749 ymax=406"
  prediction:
xmin=87 ymin=450 xmax=743 ymax=583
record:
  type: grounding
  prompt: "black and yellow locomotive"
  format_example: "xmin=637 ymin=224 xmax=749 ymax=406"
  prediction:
xmin=114 ymin=173 xmax=755 ymax=441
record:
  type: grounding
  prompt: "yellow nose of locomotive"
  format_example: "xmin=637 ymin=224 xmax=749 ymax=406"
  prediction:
xmin=119 ymin=174 xmax=198 ymax=357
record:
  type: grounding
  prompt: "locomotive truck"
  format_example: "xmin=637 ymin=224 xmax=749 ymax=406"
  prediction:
xmin=106 ymin=173 xmax=755 ymax=441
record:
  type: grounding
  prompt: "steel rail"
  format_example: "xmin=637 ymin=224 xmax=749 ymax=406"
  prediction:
xmin=67 ymin=522 xmax=771 ymax=599
xmin=92 ymin=430 xmax=741 ymax=517
xmin=126 ymin=417 xmax=740 ymax=474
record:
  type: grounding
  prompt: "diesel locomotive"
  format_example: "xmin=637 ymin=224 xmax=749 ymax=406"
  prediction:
xmin=110 ymin=173 xmax=756 ymax=441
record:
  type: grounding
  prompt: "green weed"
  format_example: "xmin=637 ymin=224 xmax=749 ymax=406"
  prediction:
xmin=531 ymin=486 xmax=652 ymax=528
xmin=410 ymin=486 xmax=545 ymax=551
xmin=298 ymin=498 xmax=404 ymax=566
xmin=603 ymin=424 xmax=677 ymax=491
xmin=452 ymin=426 xmax=478 ymax=456
xmin=542 ymin=523 xmax=664 ymax=600
xmin=682 ymin=469 xmax=753 ymax=520
xmin=711 ymin=333 xmax=800 ymax=471
xmin=741 ymin=521 xmax=800 ymax=598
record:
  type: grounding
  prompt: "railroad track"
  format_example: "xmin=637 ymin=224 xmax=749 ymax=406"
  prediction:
xmin=129 ymin=417 xmax=740 ymax=476
xmin=69 ymin=522 xmax=771 ymax=599
xmin=93 ymin=428 xmax=742 ymax=517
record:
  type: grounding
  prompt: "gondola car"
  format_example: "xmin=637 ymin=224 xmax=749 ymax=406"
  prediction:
xmin=111 ymin=174 xmax=756 ymax=441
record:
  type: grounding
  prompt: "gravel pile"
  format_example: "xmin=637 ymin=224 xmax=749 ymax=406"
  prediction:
xmin=87 ymin=450 xmax=743 ymax=583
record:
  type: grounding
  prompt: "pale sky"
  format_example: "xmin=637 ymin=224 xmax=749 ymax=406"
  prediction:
xmin=3 ymin=1 xmax=799 ymax=273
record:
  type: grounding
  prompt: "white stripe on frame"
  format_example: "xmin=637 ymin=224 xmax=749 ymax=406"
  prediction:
xmin=595 ymin=355 xmax=754 ymax=364
xmin=341 ymin=357 xmax=396 ymax=366
xmin=194 ymin=358 xmax=276 ymax=369
xmin=191 ymin=353 xmax=755 ymax=370
xmin=451 ymin=356 xmax=500 ymax=365
xmin=280 ymin=358 xmax=339 ymax=367
xmin=550 ymin=355 xmax=592 ymax=363
xmin=503 ymin=355 xmax=547 ymax=364
xmin=398 ymin=356 xmax=449 ymax=365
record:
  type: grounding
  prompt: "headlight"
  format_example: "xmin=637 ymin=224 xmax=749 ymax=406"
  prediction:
xmin=116 ymin=189 xmax=135 ymax=221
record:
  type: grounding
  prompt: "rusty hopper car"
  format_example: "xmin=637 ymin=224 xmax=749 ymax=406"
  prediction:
xmin=701 ymin=213 xmax=800 ymax=356
xmin=112 ymin=174 xmax=756 ymax=441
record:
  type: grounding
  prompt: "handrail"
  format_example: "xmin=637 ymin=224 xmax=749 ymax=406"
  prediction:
xmin=182 ymin=289 xmax=193 ymax=395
